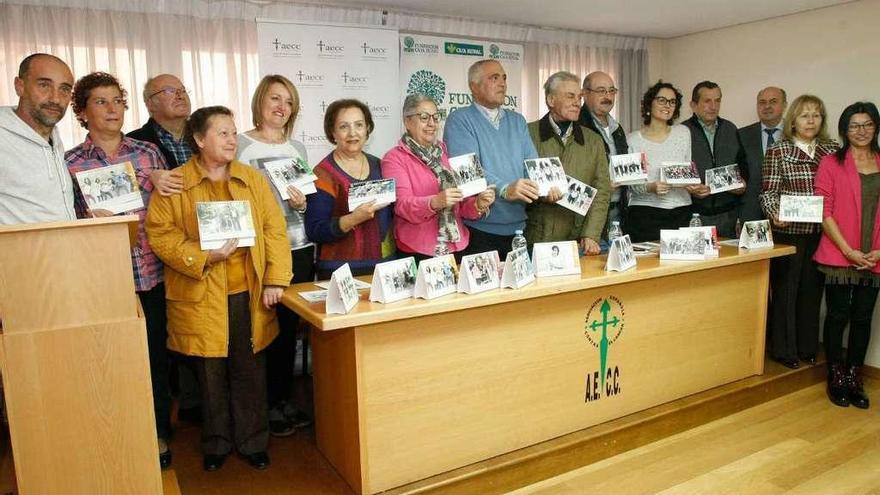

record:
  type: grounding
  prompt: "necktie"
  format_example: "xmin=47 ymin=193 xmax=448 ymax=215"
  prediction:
xmin=764 ymin=128 xmax=776 ymax=148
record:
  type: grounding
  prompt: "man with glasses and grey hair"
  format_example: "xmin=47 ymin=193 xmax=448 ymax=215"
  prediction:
xmin=578 ymin=71 xmax=629 ymax=238
xmin=128 ymin=74 xmax=191 ymax=194
xmin=128 ymin=73 xmax=201 ymax=423
xmin=527 ymin=71 xmax=610 ymax=255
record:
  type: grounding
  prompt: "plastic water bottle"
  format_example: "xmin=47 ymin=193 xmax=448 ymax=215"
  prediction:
xmin=512 ymin=230 xmax=527 ymax=251
xmin=433 ymin=236 xmax=450 ymax=257
xmin=689 ymin=213 xmax=702 ymax=228
xmin=608 ymin=221 xmax=623 ymax=241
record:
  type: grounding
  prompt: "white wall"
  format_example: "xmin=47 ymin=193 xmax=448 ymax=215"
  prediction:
xmin=658 ymin=0 xmax=880 ymax=367
xmin=660 ymin=0 xmax=880 ymax=129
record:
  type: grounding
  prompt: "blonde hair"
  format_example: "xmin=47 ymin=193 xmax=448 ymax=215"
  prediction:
xmin=250 ymin=74 xmax=300 ymax=138
xmin=782 ymin=94 xmax=830 ymax=142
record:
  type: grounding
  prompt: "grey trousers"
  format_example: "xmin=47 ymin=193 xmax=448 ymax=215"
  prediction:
xmin=194 ymin=292 xmax=269 ymax=455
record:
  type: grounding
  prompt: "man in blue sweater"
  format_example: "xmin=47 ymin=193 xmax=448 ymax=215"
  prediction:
xmin=444 ymin=59 xmax=539 ymax=258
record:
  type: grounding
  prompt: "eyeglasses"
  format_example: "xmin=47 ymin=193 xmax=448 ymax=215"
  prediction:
xmin=654 ymin=96 xmax=677 ymax=107
xmin=585 ymin=87 xmax=618 ymax=97
xmin=848 ymin=121 xmax=876 ymax=132
xmin=147 ymin=86 xmax=190 ymax=99
xmin=406 ymin=112 xmax=442 ymax=124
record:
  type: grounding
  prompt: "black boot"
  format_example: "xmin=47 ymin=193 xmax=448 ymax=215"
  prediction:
xmin=846 ymin=365 xmax=870 ymax=409
xmin=827 ymin=364 xmax=850 ymax=408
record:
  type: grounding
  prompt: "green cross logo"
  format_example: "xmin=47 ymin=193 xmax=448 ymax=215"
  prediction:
xmin=585 ymin=296 xmax=625 ymax=389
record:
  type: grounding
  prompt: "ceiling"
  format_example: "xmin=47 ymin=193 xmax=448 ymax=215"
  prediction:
xmin=321 ymin=0 xmax=853 ymax=38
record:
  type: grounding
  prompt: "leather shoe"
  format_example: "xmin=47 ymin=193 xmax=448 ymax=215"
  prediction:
xmin=242 ymin=451 xmax=270 ymax=470
xmin=159 ymin=450 xmax=172 ymax=469
xmin=203 ymin=454 xmax=227 ymax=472
xmin=800 ymin=355 xmax=817 ymax=366
xmin=773 ymin=357 xmax=799 ymax=369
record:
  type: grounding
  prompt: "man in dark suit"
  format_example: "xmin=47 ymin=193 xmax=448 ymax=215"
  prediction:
xmin=738 ymin=87 xmax=787 ymax=222
xmin=128 ymin=74 xmax=191 ymax=195
xmin=578 ymin=71 xmax=628 ymax=238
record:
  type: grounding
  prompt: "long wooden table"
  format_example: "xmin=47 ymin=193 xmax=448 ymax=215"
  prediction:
xmin=281 ymin=244 xmax=794 ymax=494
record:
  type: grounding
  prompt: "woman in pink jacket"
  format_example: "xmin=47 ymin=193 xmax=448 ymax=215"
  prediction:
xmin=814 ymin=101 xmax=880 ymax=409
xmin=382 ymin=93 xmax=495 ymax=261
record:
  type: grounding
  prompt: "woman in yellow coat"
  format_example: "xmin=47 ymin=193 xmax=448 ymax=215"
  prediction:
xmin=146 ymin=106 xmax=292 ymax=472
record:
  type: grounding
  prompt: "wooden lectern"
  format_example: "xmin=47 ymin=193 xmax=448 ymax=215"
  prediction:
xmin=0 ymin=216 xmax=163 ymax=494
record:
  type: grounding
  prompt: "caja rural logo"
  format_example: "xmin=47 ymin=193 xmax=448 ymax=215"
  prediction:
xmin=583 ymin=296 xmax=624 ymax=402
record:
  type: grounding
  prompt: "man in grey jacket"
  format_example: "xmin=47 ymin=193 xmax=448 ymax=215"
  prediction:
xmin=0 ymin=53 xmax=76 ymax=225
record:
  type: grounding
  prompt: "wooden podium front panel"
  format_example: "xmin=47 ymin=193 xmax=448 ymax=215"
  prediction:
xmin=355 ymin=260 xmax=769 ymax=493
xmin=0 ymin=221 xmax=137 ymax=334
xmin=0 ymin=318 xmax=162 ymax=494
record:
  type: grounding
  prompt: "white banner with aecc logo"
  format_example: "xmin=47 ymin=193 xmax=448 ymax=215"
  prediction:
xmin=256 ymin=19 xmax=400 ymax=162
xmin=399 ymin=34 xmax=524 ymax=125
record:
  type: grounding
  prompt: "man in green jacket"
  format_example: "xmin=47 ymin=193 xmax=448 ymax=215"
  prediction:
xmin=526 ymin=71 xmax=611 ymax=255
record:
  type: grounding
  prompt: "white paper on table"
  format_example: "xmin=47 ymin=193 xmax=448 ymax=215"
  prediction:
xmin=739 ymin=219 xmax=774 ymax=249
xmin=659 ymin=229 xmax=706 ymax=261
xmin=605 ymin=234 xmax=637 ymax=272
xmin=369 ymin=257 xmax=417 ymax=304
xmin=532 ymin=241 xmax=581 ymax=277
xmin=681 ymin=226 xmax=719 ymax=258
xmin=326 ymin=264 xmax=360 ymax=314
xmin=458 ymin=251 xmax=501 ymax=294
xmin=314 ymin=279 xmax=370 ymax=290
xmin=500 ymin=247 xmax=536 ymax=289
xmin=299 ymin=290 xmax=328 ymax=303
xmin=414 ymin=255 xmax=458 ymax=300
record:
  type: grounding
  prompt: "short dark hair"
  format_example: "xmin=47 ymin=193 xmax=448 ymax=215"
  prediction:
xmin=640 ymin=80 xmax=683 ymax=126
xmin=835 ymin=101 xmax=880 ymax=163
xmin=323 ymin=99 xmax=374 ymax=144
xmin=71 ymin=72 xmax=129 ymax=129
xmin=18 ymin=53 xmax=67 ymax=79
xmin=691 ymin=81 xmax=720 ymax=103
xmin=184 ymin=106 xmax=234 ymax=154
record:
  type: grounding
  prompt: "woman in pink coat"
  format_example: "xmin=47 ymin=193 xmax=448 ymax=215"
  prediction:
xmin=381 ymin=93 xmax=495 ymax=261
xmin=813 ymin=101 xmax=880 ymax=409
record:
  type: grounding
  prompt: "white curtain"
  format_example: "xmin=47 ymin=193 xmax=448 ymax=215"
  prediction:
xmin=0 ymin=0 xmax=648 ymax=150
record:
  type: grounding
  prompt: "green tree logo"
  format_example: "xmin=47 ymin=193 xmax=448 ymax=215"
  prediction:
xmin=403 ymin=36 xmax=415 ymax=49
xmin=489 ymin=44 xmax=500 ymax=57
xmin=407 ymin=70 xmax=446 ymax=105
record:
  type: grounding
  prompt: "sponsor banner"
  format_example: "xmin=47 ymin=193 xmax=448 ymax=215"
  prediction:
xmin=400 ymin=34 xmax=524 ymax=123
xmin=257 ymin=20 xmax=400 ymax=160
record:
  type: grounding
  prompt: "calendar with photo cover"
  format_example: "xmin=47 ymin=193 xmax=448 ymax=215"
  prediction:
xmin=500 ymin=247 xmax=536 ymax=289
xmin=448 ymin=153 xmax=488 ymax=198
xmin=196 ymin=200 xmax=256 ymax=250
xmin=348 ymin=178 xmax=396 ymax=211
xmin=524 ymin=156 xmax=569 ymax=197
xmin=605 ymin=234 xmax=636 ymax=272
xmin=414 ymin=254 xmax=459 ymax=300
xmin=705 ymin=163 xmax=745 ymax=194
xmin=778 ymin=195 xmax=823 ymax=223
xmin=458 ymin=251 xmax=501 ymax=294
xmin=557 ymin=176 xmax=597 ymax=216
xmin=609 ymin=152 xmax=648 ymax=186
xmin=262 ymin=156 xmax=318 ymax=199
xmin=681 ymin=225 xmax=719 ymax=258
xmin=73 ymin=160 xmax=143 ymax=214
xmin=325 ymin=263 xmax=360 ymax=314
xmin=660 ymin=161 xmax=701 ymax=185
xmin=660 ymin=229 xmax=707 ymax=261
xmin=739 ymin=219 xmax=774 ymax=249
xmin=532 ymin=241 xmax=581 ymax=277
xmin=369 ymin=257 xmax=418 ymax=304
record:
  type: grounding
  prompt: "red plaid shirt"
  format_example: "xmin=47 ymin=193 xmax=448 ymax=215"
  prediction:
xmin=759 ymin=139 xmax=839 ymax=235
xmin=65 ymin=135 xmax=168 ymax=291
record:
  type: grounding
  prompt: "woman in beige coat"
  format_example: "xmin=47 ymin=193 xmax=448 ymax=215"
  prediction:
xmin=146 ymin=106 xmax=292 ymax=472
